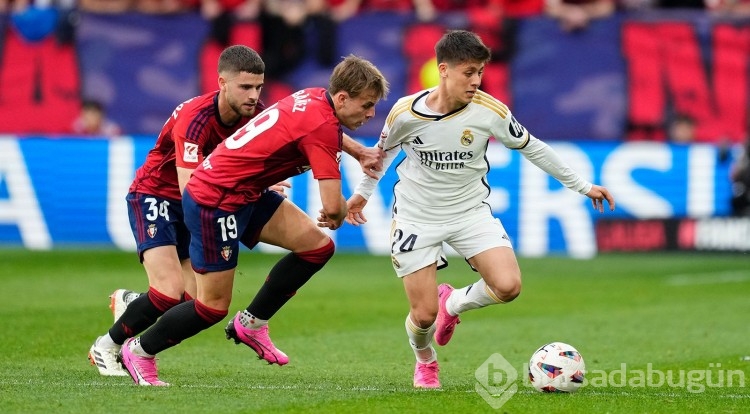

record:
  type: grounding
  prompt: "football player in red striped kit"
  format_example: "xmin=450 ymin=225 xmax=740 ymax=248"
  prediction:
xmin=118 ymin=55 xmax=389 ymax=386
xmin=89 ymin=47 xmax=386 ymax=378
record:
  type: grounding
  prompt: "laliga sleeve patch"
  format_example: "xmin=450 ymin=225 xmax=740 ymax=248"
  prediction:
xmin=183 ymin=143 xmax=199 ymax=163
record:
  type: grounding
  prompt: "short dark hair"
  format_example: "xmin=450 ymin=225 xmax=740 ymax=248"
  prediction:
xmin=329 ymin=54 xmax=389 ymax=101
xmin=435 ymin=30 xmax=491 ymax=66
xmin=218 ymin=45 xmax=265 ymax=75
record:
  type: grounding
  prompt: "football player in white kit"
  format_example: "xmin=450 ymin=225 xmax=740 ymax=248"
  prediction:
xmin=346 ymin=30 xmax=615 ymax=389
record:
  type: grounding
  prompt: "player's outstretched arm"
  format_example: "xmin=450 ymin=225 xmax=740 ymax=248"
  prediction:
xmin=317 ymin=179 xmax=347 ymax=230
xmin=585 ymin=184 xmax=615 ymax=213
xmin=345 ymin=194 xmax=369 ymax=226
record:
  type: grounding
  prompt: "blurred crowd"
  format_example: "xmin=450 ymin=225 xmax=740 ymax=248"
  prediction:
xmin=4 ymin=0 xmax=750 ymax=26
xmin=1 ymin=0 xmax=750 ymax=141
xmin=4 ymin=0 xmax=750 ymax=73
xmin=4 ymin=0 xmax=750 ymax=48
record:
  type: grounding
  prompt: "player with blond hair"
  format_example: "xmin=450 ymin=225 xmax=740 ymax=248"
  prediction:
xmin=119 ymin=55 xmax=390 ymax=386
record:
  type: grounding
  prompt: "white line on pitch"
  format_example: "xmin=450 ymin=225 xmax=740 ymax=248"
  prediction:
xmin=3 ymin=379 xmax=749 ymax=398
xmin=665 ymin=271 xmax=750 ymax=286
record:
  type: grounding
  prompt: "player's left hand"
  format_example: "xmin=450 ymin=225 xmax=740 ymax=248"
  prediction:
xmin=586 ymin=185 xmax=615 ymax=213
xmin=358 ymin=146 xmax=385 ymax=179
xmin=269 ymin=181 xmax=291 ymax=198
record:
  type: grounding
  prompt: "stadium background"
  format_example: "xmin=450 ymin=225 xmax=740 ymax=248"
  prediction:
xmin=0 ymin=7 xmax=748 ymax=255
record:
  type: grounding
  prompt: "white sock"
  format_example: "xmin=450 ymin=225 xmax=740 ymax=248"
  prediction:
xmin=240 ymin=310 xmax=268 ymax=329
xmin=405 ymin=314 xmax=436 ymax=363
xmin=129 ymin=337 xmax=154 ymax=358
xmin=96 ymin=333 xmax=119 ymax=350
xmin=447 ymin=279 xmax=503 ymax=315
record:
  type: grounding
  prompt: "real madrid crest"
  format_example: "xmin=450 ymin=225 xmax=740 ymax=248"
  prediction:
xmin=460 ymin=129 xmax=474 ymax=146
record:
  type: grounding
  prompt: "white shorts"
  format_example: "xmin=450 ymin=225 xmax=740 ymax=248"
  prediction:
xmin=389 ymin=209 xmax=513 ymax=277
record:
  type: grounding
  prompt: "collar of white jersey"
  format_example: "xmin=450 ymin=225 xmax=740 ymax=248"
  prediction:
xmin=410 ymin=89 xmax=471 ymax=121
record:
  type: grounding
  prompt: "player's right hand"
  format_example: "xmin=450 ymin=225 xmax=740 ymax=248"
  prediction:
xmin=345 ymin=194 xmax=368 ymax=226
xmin=317 ymin=209 xmax=343 ymax=230
xmin=358 ymin=146 xmax=385 ymax=180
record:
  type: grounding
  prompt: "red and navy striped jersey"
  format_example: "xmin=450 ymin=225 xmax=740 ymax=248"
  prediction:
xmin=128 ymin=91 xmax=265 ymax=201
xmin=187 ymin=88 xmax=342 ymax=210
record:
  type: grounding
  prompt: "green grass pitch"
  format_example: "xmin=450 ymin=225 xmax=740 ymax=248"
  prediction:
xmin=0 ymin=249 xmax=747 ymax=413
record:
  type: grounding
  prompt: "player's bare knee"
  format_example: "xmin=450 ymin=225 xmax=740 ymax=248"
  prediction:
xmin=194 ymin=299 xmax=228 ymax=325
xmin=149 ymin=278 xmax=184 ymax=300
xmin=490 ymin=279 xmax=521 ymax=303
xmin=410 ymin=309 xmax=438 ymax=328
xmin=297 ymin=238 xmax=335 ymax=265
xmin=498 ymin=285 xmax=521 ymax=303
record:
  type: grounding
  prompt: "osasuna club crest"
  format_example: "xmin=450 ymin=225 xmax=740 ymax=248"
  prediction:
xmin=221 ymin=246 xmax=232 ymax=261
xmin=460 ymin=129 xmax=474 ymax=146
xmin=147 ymin=224 xmax=157 ymax=238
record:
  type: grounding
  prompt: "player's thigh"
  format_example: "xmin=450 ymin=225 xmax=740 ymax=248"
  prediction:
xmin=402 ymin=264 xmax=439 ymax=326
xmin=448 ymin=213 xmax=518 ymax=278
xmin=141 ymin=246 xmax=185 ymax=298
xmin=390 ymin=220 xmax=446 ymax=278
xmin=468 ymin=247 xmax=521 ymax=296
xmin=258 ymin=199 xmax=330 ymax=252
xmin=180 ymin=258 xmax=196 ymax=299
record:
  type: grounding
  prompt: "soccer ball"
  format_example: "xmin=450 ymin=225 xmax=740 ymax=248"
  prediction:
xmin=528 ymin=342 xmax=585 ymax=393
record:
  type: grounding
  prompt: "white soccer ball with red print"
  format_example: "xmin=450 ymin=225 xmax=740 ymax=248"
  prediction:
xmin=528 ymin=342 xmax=585 ymax=393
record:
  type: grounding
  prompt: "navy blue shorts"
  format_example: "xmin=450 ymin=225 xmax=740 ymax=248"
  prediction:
xmin=183 ymin=189 xmax=285 ymax=273
xmin=126 ymin=192 xmax=190 ymax=262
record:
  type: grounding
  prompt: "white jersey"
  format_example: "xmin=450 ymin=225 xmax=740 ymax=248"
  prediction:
xmin=355 ymin=89 xmax=592 ymax=224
